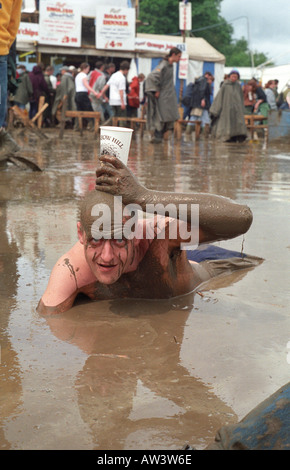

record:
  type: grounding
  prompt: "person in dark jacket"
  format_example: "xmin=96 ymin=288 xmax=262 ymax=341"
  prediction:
xmin=184 ymin=71 xmax=214 ymax=139
xmin=13 ymin=65 xmax=33 ymax=109
xmin=28 ymin=63 xmax=50 ymax=119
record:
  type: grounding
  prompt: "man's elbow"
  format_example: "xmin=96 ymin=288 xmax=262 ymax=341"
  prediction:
xmin=36 ymin=298 xmax=72 ymax=315
xmin=239 ymin=205 xmax=253 ymax=235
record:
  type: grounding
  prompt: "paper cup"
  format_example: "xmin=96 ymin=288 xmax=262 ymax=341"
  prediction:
xmin=99 ymin=126 xmax=134 ymax=165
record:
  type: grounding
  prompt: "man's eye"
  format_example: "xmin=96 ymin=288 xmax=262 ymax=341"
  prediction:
xmin=113 ymin=239 xmax=126 ymax=247
xmin=91 ymin=238 xmax=103 ymax=245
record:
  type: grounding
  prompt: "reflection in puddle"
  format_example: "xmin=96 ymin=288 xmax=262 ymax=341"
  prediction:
xmin=0 ymin=130 xmax=290 ymax=449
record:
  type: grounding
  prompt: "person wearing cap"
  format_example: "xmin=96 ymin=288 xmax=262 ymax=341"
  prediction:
xmin=36 ymin=154 xmax=259 ymax=315
xmin=210 ymin=69 xmax=248 ymax=142
xmin=52 ymin=66 xmax=77 ymax=125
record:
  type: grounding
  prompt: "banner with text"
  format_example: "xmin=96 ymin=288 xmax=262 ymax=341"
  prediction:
xmin=39 ymin=0 xmax=81 ymax=47
xmin=17 ymin=22 xmax=39 ymax=43
xmin=135 ymin=38 xmax=186 ymax=54
xmin=96 ymin=7 xmax=135 ymax=51
xmin=179 ymin=2 xmax=192 ymax=31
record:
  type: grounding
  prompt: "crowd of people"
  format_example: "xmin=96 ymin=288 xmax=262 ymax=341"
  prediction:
xmin=7 ymin=59 xmax=146 ymax=130
xmin=2 ymin=45 xmax=290 ymax=147
xmin=242 ymin=76 xmax=290 ymax=116
xmin=183 ymin=69 xmax=290 ymax=143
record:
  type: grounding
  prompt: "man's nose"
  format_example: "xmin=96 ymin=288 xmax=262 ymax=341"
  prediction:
xmin=100 ymin=240 xmax=114 ymax=261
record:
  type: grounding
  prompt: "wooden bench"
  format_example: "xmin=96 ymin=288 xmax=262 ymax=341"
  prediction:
xmin=174 ymin=119 xmax=201 ymax=140
xmin=112 ymin=116 xmax=147 ymax=136
xmin=58 ymin=95 xmax=101 ymax=138
xmin=59 ymin=111 xmax=101 ymax=138
xmin=175 ymin=115 xmax=268 ymax=141
xmin=244 ymin=115 xmax=268 ymax=139
xmin=7 ymin=100 xmax=49 ymax=139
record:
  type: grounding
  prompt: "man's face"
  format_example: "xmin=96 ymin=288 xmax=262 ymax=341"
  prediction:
xmin=172 ymin=53 xmax=182 ymax=63
xmin=78 ymin=223 xmax=136 ymax=285
xmin=229 ymin=73 xmax=239 ymax=83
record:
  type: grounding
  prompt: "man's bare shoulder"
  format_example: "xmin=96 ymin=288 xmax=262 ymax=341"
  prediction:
xmin=37 ymin=241 xmax=94 ymax=314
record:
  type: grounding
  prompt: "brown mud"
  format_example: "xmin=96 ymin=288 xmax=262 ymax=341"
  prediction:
xmin=0 ymin=128 xmax=289 ymax=449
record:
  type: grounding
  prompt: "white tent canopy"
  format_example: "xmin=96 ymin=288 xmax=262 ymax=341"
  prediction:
xmin=136 ymin=33 xmax=225 ymax=64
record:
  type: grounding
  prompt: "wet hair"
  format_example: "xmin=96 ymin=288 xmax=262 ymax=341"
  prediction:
xmin=45 ymin=65 xmax=54 ymax=73
xmin=95 ymin=60 xmax=104 ymax=69
xmin=80 ymin=62 xmax=90 ymax=71
xmin=79 ymin=191 xmax=140 ymax=241
xmin=120 ymin=60 xmax=130 ymax=71
xmin=104 ymin=63 xmax=115 ymax=73
xmin=247 ymin=79 xmax=257 ymax=90
xmin=167 ymin=47 xmax=182 ymax=57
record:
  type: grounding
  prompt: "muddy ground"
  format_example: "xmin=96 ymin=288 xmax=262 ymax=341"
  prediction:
xmin=0 ymin=127 xmax=289 ymax=450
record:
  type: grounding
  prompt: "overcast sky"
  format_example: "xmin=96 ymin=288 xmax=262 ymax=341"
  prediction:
xmin=220 ymin=0 xmax=290 ymax=67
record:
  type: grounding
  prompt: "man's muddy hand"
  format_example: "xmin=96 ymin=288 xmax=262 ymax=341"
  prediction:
xmin=95 ymin=155 xmax=147 ymax=205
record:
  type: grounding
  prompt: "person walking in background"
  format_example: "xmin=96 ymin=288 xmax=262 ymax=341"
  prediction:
xmin=145 ymin=47 xmax=181 ymax=143
xmin=44 ymin=65 xmax=57 ymax=90
xmin=74 ymin=62 xmax=99 ymax=129
xmin=210 ymin=69 xmax=248 ymax=143
xmin=242 ymin=79 xmax=257 ymax=114
xmin=95 ymin=62 xmax=115 ymax=124
xmin=43 ymin=65 xmax=56 ymax=126
xmin=98 ymin=60 xmax=130 ymax=124
xmin=252 ymin=78 xmax=269 ymax=121
xmin=90 ymin=62 xmax=106 ymax=121
xmin=127 ymin=73 xmax=145 ymax=118
xmin=264 ymin=80 xmax=278 ymax=111
xmin=13 ymin=65 xmax=33 ymax=110
xmin=28 ymin=63 xmax=50 ymax=120
xmin=88 ymin=60 xmax=104 ymax=89
xmin=0 ymin=0 xmax=22 ymax=158
xmin=52 ymin=66 xmax=76 ymax=127
xmin=183 ymin=71 xmax=214 ymax=139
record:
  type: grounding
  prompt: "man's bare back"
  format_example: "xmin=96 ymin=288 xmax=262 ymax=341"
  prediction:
xmin=37 ymin=155 xmax=253 ymax=315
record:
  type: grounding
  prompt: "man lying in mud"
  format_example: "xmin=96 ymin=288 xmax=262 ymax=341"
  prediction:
xmin=37 ymin=155 xmax=259 ymax=315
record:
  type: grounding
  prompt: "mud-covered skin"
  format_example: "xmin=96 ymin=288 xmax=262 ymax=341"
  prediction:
xmin=95 ymin=155 xmax=253 ymax=243
xmin=36 ymin=217 xmax=206 ymax=315
xmin=37 ymin=155 xmax=253 ymax=315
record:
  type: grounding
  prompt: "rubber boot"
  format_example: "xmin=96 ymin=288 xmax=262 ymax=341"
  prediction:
xmin=195 ymin=122 xmax=201 ymax=141
xmin=204 ymin=124 xmax=210 ymax=138
xmin=150 ymin=130 xmax=163 ymax=143
xmin=185 ymin=124 xmax=194 ymax=134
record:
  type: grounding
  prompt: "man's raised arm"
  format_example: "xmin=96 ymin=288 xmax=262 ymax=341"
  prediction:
xmin=95 ymin=155 xmax=253 ymax=244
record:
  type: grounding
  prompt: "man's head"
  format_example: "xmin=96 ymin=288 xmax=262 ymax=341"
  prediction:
xmin=138 ymin=73 xmax=145 ymax=83
xmin=77 ymin=190 xmax=140 ymax=284
xmin=120 ymin=60 xmax=130 ymax=76
xmin=228 ymin=70 xmax=240 ymax=83
xmin=167 ymin=47 xmax=182 ymax=64
xmin=105 ymin=63 xmax=116 ymax=76
xmin=45 ymin=65 xmax=54 ymax=76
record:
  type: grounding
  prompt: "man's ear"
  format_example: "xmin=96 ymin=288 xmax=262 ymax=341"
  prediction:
xmin=77 ymin=222 xmax=85 ymax=245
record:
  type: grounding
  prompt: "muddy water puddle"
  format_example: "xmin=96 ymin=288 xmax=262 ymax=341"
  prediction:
xmin=0 ymin=129 xmax=289 ymax=449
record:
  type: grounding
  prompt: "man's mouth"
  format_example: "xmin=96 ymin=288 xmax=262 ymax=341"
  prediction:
xmin=97 ymin=263 xmax=117 ymax=272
